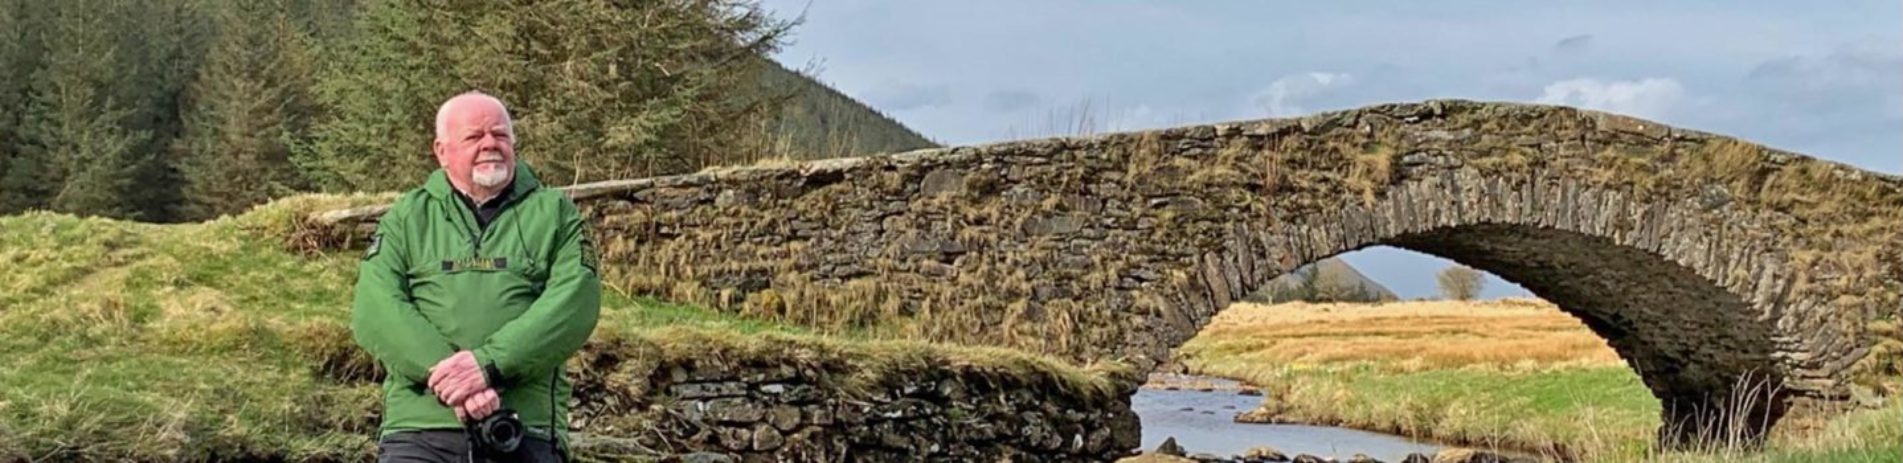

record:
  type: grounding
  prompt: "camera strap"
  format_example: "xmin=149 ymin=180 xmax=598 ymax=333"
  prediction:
xmin=549 ymin=369 xmax=569 ymax=458
xmin=462 ymin=428 xmax=478 ymax=463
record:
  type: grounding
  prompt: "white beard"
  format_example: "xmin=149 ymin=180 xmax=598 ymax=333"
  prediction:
xmin=473 ymin=162 xmax=513 ymax=188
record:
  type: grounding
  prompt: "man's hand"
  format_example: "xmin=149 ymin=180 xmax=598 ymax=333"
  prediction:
xmin=451 ymin=388 xmax=503 ymax=421
xmin=428 ymin=351 xmax=489 ymax=407
xmin=461 ymin=388 xmax=501 ymax=420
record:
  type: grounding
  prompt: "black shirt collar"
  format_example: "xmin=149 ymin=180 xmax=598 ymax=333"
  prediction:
xmin=453 ymin=179 xmax=516 ymax=230
xmin=458 ymin=177 xmax=517 ymax=204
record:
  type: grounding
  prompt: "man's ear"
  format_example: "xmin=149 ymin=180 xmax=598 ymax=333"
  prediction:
xmin=431 ymin=139 xmax=447 ymax=166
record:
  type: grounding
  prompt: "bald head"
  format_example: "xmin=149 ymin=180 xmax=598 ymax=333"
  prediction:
xmin=435 ymin=92 xmax=513 ymax=141
xmin=432 ymin=91 xmax=517 ymax=201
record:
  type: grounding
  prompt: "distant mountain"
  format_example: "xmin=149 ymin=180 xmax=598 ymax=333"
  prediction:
xmin=1249 ymin=258 xmax=1399 ymax=303
xmin=753 ymin=59 xmax=939 ymax=159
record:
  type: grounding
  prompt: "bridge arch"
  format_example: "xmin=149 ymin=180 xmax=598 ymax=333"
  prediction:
xmin=1165 ymin=166 xmax=1842 ymax=445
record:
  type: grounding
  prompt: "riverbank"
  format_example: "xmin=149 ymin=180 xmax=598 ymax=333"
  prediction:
xmin=1134 ymin=374 xmax=1442 ymax=461
xmin=1174 ymin=300 xmax=1901 ymax=462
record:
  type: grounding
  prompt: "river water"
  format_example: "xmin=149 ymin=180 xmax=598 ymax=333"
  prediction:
xmin=1132 ymin=375 xmax=1442 ymax=461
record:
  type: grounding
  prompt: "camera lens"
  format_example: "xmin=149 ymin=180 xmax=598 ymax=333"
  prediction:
xmin=492 ymin=421 xmax=519 ymax=443
xmin=484 ymin=413 xmax=523 ymax=453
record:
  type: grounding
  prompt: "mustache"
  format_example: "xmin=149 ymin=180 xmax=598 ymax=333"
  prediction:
xmin=476 ymin=150 xmax=508 ymax=163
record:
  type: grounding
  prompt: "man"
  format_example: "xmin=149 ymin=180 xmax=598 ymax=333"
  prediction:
xmin=352 ymin=91 xmax=601 ymax=463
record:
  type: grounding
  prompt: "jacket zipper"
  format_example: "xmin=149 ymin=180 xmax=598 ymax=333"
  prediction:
xmin=451 ymin=192 xmax=522 ymax=255
xmin=448 ymin=197 xmax=483 ymax=255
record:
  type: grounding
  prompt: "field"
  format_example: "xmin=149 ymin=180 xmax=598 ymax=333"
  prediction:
xmin=1174 ymin=300 xmax=1901 ymax=462
xmin=0 ymin=196 xmax=1121 ymax=461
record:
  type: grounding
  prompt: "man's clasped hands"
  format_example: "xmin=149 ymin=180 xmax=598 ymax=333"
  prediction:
xmin=427 ymin=351 xmax=501 ymax=422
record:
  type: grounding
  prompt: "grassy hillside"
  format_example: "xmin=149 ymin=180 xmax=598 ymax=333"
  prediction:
xmin=1249 ymin=257 xmax=1399 ymax=303
xmin=0 ymin=195 xmax=1122 ymax=461
xmin=753 ymin=58 xmax=939 ymax=159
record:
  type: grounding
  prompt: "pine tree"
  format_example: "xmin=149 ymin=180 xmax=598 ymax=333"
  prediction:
xmin=292 ymin=0 xmax=363 ymax=43
xmin=0 ymin=0 xmax=49 ymax=213
xmin=118 ymin=0 xmax=214 ymax=222
xmin=299 ymin=0 xmax=457 ymax=193
xmin=500 ymin=0 xmax=795 ymax=184
xmin=174 ymin=0 xmax=316 ymax=219
xmin=20 ymin=0 xmax=152 ymax=219
xmin=302 ymin=0 xmax=793 ymax=192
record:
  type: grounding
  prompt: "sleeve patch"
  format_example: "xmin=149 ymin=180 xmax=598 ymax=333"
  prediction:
xmin=580 ymin=234 xmax=599 ymax=273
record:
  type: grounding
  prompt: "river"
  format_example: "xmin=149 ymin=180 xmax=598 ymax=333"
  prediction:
xmin=1132 ymin=375 xmax=1441 ymax=461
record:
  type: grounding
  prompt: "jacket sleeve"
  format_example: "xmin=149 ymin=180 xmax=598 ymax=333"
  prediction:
xmin=474 ymin=199 xmax=602 ymax=385
xmin=350 ymin=208 xmax=458 ymax=386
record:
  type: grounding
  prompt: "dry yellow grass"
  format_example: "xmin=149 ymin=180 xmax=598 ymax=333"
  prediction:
xmin=1176 ymin=300 xmax=1656 ymax=460
xmin=1176 ymin=299 xmax=1903 ymax=461
xmin=1191 ymin=299 xmax=1624 ymax=371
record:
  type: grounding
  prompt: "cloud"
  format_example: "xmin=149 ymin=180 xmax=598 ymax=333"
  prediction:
xmin=861 ymin=82 xmax=952 ymax=111
xmin=1534 ymin=77 xmax=1684 ymax=119
xmin=1251 ymin=72 xmax=1356 ymax=117
xmin=983 ymin=89 xmax=1041 ymax=112
xmin=1721 ymin=41 xmax=1903 ymax=171
xmin=1553 ymin=34 xmax=1593 ymax=55
xmin=1744 ymin=42 xmax=1903 ymax=118
xmin=767 ymin=1 xmax=1898 ymax=170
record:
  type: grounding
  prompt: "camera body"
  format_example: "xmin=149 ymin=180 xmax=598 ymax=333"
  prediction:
xmin=467 ymin=408 xmax=524 ymax=455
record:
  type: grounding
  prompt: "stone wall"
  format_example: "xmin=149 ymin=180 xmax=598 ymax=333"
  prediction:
xmin=559 ymin=331 xmax=1140 ymax=462
xmin=312 ymin=100 xmax=1903 ymax=445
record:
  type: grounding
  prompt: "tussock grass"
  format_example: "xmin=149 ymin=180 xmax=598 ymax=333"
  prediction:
xmin=0 ymin=194 xmax=1117 ymax=461
xmin=1651 ymin=401 xmax=1902 ymax=463
xmin=1 ymin=204 xmax=390 ymax=461
xmin=1178 ymin=299 xmax=1902 ymax=462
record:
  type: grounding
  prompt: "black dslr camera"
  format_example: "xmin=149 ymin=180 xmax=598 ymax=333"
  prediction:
xmin=467 ymin=408 xmax=524 ymax=455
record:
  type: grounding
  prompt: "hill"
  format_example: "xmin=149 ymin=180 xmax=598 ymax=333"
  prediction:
xmin=1249 ymin=257 xmax=1399 ymax=303
xmin=754 ymin=58 xmax=939 ymax=159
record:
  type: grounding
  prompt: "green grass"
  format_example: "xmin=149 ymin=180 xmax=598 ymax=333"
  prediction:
xmin=1197 ymin=358 xmax=1900 ymax=462
xmin=0 ymin=196 xmax=1122 ymax=461
xmin=1653 ymin=401 xmax=1902 ymax=463
xmin=1197 ymin=359 xmax=1657 ymax=460
xmin=0 ymin=203 xmax=386 ymax=460
xmin=1178 ymin=301 xmax=1901 ymax=462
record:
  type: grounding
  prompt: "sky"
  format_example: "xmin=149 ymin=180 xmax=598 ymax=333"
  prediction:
xmin=758 ymin=0 xmax=1902 ymax=299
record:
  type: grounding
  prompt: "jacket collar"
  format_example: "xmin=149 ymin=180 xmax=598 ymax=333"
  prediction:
xmin=424 ymin=163 xmax=542 ymax=201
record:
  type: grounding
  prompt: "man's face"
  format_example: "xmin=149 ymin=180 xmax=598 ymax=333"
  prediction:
xmin=434 ymin=99 xmax=516 ymax=190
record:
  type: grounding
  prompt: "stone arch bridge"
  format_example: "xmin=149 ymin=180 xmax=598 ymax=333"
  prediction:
xmin=324 ymin=100 xmax=1901 ymax=445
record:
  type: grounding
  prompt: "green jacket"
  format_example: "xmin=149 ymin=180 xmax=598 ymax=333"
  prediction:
xmin=350 ymin=164 xmax=600 ymax=442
